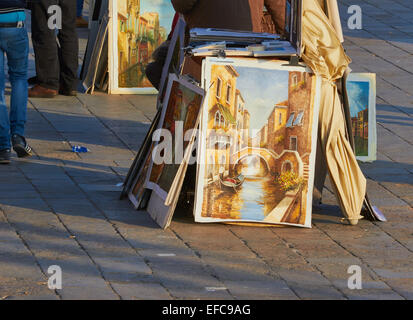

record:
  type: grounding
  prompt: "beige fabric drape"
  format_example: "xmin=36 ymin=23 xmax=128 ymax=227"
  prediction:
xmin=315 ymin=0 xmax=344 ymax=42
xmin=316 ymin=0 xmax=326 ymax=10
xmin=301 ymin=0 xmax=366 ymax=224
xmin=325 ymin=0 xmax=344 ymax=42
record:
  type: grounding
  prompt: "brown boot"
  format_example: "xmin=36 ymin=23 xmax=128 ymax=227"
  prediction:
xmin=76 ymin=17 xmax=89 ymax=28
xmin=29 ymin=85 xmax=58 ymax=98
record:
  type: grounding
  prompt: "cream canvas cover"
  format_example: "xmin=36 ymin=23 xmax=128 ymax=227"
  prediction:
xmin=302 ymin=0 xmax=367 ymax=224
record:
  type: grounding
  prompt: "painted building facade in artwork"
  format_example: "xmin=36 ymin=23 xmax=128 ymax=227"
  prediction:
xmin=205 ymin=65 xmax=253 ymax=183
xmin=351 ymin=108 xmax=369 ymax=157
xmin=352 ymin=109 xmax=369 ymax=140
xmin=118 ymin=0 xmax=168 ymax=88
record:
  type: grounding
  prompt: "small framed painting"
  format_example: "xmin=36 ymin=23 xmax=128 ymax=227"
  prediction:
xmin=347 ymin=73 xmax=377 ymax=162
xmin=145 ymin=74 xmax=205 ymax=202
xmin=144 ymin=74 xmax=205 ymax=228
xmin=108 ymin=0 xmax=175 ymax=94
xmin=194 ymin=57 xmax=322 ymax=228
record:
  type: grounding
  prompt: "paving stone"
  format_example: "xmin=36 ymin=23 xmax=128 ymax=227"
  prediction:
xmin=154 ymin=270 xmax=224 ymax=291
xmin=332 ymin=279 xmax=404 ymax=300
xmin=165 ymin=286 xmax=233 ymax=300
xmin=223 ymin=280 xmax=298 ymax=300
xmin=94 ymin=256 xmax=152 ymax=282
xmin=58 ymin=285 xmax=119 ymax=300
xmin=288 ymin=284 xmax=345 ymax=300
xmin=111 ymin=282 xmax=171 ymax=300
xmin=384 ymin=279 xmax=413 ymax=300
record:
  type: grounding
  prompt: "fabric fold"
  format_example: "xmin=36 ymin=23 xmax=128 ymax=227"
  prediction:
xmin=301 ymin=0 xmax=366 ymax=223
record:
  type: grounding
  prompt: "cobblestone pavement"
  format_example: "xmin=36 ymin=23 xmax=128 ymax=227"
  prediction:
xmin=0 ymin=0 xmax=412 ymax=300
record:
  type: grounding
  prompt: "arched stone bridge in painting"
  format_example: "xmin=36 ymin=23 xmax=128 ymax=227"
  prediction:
xmin=230 ymin=147 xmax=304 ymax=177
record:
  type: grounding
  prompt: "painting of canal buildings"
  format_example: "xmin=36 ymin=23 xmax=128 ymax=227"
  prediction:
xmin=109 ymin=0 xmax=174 ymax=94
xmin=347 ymin=73 xmax=377 ymax=162
xmin=195 ymin=58 xmax=321 ymax=228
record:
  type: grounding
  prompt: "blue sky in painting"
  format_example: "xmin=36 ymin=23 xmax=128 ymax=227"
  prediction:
xmin=235 ymin=66 xmax=289 ymax=130
xmin=141 ymin=0 xmax=175 ymax=32
xmin=348 ymin=81 xmax=370 ymax=117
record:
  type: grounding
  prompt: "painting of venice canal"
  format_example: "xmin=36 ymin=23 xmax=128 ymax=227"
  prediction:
xmin=196 ymin=59 xmax=320 ymax=228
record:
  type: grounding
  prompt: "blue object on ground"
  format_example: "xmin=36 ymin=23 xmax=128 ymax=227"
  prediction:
xmin=72 ymin=146 xmax=89 ymax=153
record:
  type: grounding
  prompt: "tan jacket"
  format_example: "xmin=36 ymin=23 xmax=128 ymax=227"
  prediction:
xmin=171 ymin=0 xmax=286 ymax=34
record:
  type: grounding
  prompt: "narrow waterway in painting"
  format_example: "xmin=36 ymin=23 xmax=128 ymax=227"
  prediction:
xmin=202 ymin=176 xmax=285 ymax=221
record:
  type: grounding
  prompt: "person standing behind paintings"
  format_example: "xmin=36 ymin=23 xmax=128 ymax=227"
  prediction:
xmin=29 ymin=0 xmax=79 ymax=98
xmin=171 ymin=0 xmax=286 ymax=35
xmin=76 ymin=0 xmax=88 ymax=28
xmin=0 ymin=0 xmax=33 ymax=164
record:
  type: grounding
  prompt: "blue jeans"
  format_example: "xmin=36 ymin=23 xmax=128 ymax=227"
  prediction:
xmin=77 ymin=0 xmax=84 ymax=17
xmin=0 ymin=27 xmax=29 ymax=150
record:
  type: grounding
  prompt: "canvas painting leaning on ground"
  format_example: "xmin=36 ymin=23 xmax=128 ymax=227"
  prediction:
xmin=146 ymin=74 xmax=204 ymax=202
xmin=109 ymin=0 xmax=175 ymax=94
xmin=195 ymin=58 xmax=321 ymax=228
xmin=347 ymin=73 xmax=377 ymax=162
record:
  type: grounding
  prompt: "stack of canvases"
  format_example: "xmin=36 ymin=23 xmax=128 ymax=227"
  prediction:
xmin=121 ymin=0 xmax=383 ymax=229
xmin=121 ymin=58 xmax=323 ymax=229
xmin=80 ymin=0 xmax=110 ymax=93
xmin=121 ymin=0 xmax=326 ymax=229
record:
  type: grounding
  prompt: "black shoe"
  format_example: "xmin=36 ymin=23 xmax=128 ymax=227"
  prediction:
xmin=59 ymin=87 xmax=78 ymax=96
xmin=0 ymin=149 xmax=11 ymax=164
xmin=12 ymin=134 xmax=32 ymax=158
xmin=28 ymin=76 xmax=38 ymax=85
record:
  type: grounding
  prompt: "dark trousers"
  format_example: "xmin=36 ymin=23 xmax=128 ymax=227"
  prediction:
xmin=77 ymin=0 xmax=84 ymax=17
xmin=145 ymin=40 xmax=170 ymax=90
xmin=31 ymin=0 xmax=79 ymax=91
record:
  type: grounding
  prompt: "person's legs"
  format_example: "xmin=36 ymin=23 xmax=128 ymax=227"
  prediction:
xmin=4 ymin=27 xmax=32 ymax=158
xmin=76 ymin=0 xmax=88 ymax=28
xmin=7 ymin=28 xmax=29 ymax=139
xmin=0 ymin=47 xmax=11 ymax=151
xmin=58 ymin=0 xmax=79 ymax=93
xmin=145 ymin=40 xmax=170 ymax=90
xmin=31 ymin=0 xmax=60 ymax=91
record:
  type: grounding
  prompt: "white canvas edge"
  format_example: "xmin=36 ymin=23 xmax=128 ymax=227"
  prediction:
xmin=108 ymin=0 xmax=158 ymax=95
xmin=145 ymin=74 xmax=205 ymax=201
xmin=127 ymin=148 xmax=153 ymax=209
xmin=192 ymin=59 xmax=209 ymax=219
xmin=146 ymin=190 xmax=169 ymax=228
xmin=194 ymin=57 xmax=319 ymax=228
xmin=347 ymin=73 xmax=377 ymax=162
xmin=304 ymin=75 xmax=322 ymax=228
xmin=128 ymin=190 xmax=140 ymax=209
